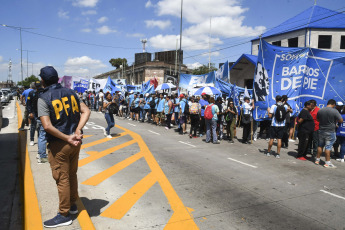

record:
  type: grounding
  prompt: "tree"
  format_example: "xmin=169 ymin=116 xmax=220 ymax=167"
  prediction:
xmin=192 ymin=64 xmax=218 ymax=75
xmin=17 ymin=75 xmax=40 ymax=88
xmin=109 ymin=58 xmax=128 ymax=69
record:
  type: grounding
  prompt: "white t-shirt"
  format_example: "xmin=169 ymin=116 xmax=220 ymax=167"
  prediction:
xmin=98 ymin=92 xmax=104 ymax=102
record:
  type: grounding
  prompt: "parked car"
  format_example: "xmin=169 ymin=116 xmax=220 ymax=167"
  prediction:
xmin=0 ymin=91 xmax=10 ymax=105
xmin=1 ymin=88 xmax=13 ymax=100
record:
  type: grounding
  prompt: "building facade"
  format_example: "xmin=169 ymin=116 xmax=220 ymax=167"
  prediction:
xmin=251 ymin=6 xmax=345 ymax=55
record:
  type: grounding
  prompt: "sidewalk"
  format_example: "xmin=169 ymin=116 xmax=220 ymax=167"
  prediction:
xmin=0 ymin=100 xmax=22 ymax=230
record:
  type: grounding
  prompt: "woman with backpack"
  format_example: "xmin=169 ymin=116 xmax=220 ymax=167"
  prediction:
xmin=204 ymin=97 xmax=220 ymax=144
xmin=103 ymin=92 xmax=116 ymax=138
xmin=225 ymin=100 xmax=237 ymax=143
xmin=189 ymin=97 xmax=201 ymax=138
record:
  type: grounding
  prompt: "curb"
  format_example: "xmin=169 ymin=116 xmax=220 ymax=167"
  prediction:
xmin=17 ymin=102 xmax=43 ymax=230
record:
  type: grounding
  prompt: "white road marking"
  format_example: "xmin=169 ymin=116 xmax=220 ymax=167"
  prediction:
xmin=148 ymin=130 xmax=160 ymax=135
xmin=320 ymin=190 xmax=345 ymax=201
xmin=127 ymin=123 xmax=136 ymax=127
xmin=227 ymin=158 xmax=258 ymax=168
xmin=178 ymin=141 xmax=196 ymax=148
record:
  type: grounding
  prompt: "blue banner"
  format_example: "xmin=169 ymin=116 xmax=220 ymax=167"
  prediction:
xmin=126 ymin=84 xmax=142 ymax=93
xmin=215 ymin=61 xmax=229 ymax=82
xmin=254 ymin=40 xmax=345 ymax=121
xmin=215 ymin=78 xmax=232 ymax=96
xmin=73 ymin=78 xmax=88 ymax=93
xmin=103 ymin=77 xmax=121 ymax=94
xmin=180 ymin=72 xmax=215 ymax=91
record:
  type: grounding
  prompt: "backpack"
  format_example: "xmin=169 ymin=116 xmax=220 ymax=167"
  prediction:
xmin=204 ymin=105 xmax=214 ymax=120
xmin=150 ymin=98 xmax=156 ymax=108
xmin=274 ymin=104 xmax=287 ymax=122
xmin=189 ymin=103 xmax=199 ymax=114
xmin=108 ymin=103 xmax=118 ymax=114
xmin=183 ymin=100 xmax=190 ymax=115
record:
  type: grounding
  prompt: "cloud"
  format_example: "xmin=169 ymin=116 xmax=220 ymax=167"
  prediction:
xmin=73 ymin=0 xmax=99 ymax=7
xmin=58 ymin=10 xmax=69 ymax=19
xmin=81 ymin=28 xmax=92 ymax=33
xmin=201 ymin=51 xmax=220 ymax=57
xmin=0 ymin=56 xmax=3 ymax=62
xmin=97 ymin=16 xmax=108 ymax=23
xmin=145 ymin=0 xmax=153 ymax=8
xmin=81 ymin=10 xmax=97 ymax=15
xmin=145 ymin=20 xmax=171 ymax=30
xmin=148 ymin=0 xmax=266 ymax=51
xmin=186 ymin=62 xmax=203 ymax=69
xmin=64 ymin=56 xmax=106 ymax=76
xmin=127 ymin=33 xmax=145 ymax=38
xmin=96 ymin=25 xmax=117 ymax=34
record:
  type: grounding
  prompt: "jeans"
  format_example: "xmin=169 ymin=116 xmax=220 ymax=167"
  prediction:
xmin=174 ymin=112 xmax=180 ymax=127
xmin=139 ymin=107 xmax=145 ymax=120
xmin=307 ymin=130 xmax=319 ymax=157
xmin=30 ymin=117 xmax=37 ymax=141
xmin=338 ymin=136 xmax=345 ymax=159
xmin=206 ymin=119 xmax=217 ymax=143
xmin=199 ymin=116 xmax=206 ymax=134
xmin=104 ymin=113 xmax=115 ymax=135
xmin=318 ymin=131 xmax=336 ymax=151
xmin=37 ymin=119 xmax=47 ymax=158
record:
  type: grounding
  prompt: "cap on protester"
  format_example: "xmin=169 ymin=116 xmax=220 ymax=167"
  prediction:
xmin=35 ymin=81 xmax=41 ymax=87
xmin=336 ymin=101 xmax=344 ymax=106
xmin=180 ymin=94 xmax=185 ymax=98
xmin=201 ymin=92 xmax=207 ymax=96
xmin=39 ymin=66 xmax=59 ymax=85
xmin=129 ymin=90 xmax=134 ymax=94
xmin=118 ymin=92 xmax=122 ymax=95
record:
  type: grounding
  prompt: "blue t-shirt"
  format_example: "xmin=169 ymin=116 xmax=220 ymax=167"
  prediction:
xmin=336 ymin=114 xmax=345 ymax=137
xmin=157 ymin=98 xmax=165 ymax=112
xmin=22 ymin=89 xmax=33 ymax=103
xmin=129 ymin=94 xmax=134 ymax=107
xmin=199 ymin=99 xmax=209 ymax=117
xmin=144 ymin=97 xmax=151 ymax=109
xmin=174 ymin=98 xmax=180 ymax=113
xmin=134 ymin=98 xmax=140 ymax=108
xmin=154 ymin=98 xmax=159 ymax=109
xmin=179 ymin=99 xmax=187 ymax=114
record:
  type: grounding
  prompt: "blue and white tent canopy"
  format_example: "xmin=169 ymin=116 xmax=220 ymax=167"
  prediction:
xmin=155 ymin=83 xmax=176 ymax=91
xmin=194 ymin=86 xmax=221 ymax=96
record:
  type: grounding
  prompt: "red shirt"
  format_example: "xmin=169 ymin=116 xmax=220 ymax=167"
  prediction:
xmin=310 ymin=107 xmax=320 ymax=131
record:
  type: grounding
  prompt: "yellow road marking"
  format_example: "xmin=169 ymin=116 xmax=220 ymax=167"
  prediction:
xmin=101 ymin=172 xmax=157 ymax=219
xmin=82 ymin=151 xmax=144 ymax=186
xmin=76 ymin=197 xmax=96 ymax=230
xmin=81 ymin=132 xmax=127 ymax=149
xmin=86 ymin=151 xmax=98 ymax=155
xmin=78 ymin=139 xmax=136 ymax=167
xmin=17 ymin=102 xmax=44 ymax=230
xmin=83 ymin=135 xmax=93 ymax=139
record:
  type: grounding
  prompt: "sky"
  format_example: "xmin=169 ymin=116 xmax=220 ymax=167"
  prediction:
xmin=0 ymin=0 xmax=344 ymax=83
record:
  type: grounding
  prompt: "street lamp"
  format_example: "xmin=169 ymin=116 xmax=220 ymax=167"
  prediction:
xmin=1 ymin=24 xmax=36 ymax=82
xmin=177 ymin=0 xmax=183 ymax=89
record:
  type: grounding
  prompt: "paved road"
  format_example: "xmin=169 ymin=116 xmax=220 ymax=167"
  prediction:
xmin=74 ymin=112 xmax=345 ymax=230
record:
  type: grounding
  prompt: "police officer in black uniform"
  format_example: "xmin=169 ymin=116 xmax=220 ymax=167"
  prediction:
xmin=38 ymin=66 xmax=90 ymax=228
xmin=27 ymin=81 xmax=48 ymax=163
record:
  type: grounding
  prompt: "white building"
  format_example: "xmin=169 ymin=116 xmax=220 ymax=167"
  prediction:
xmin=251 ymin=6 xmax=345 ymax=55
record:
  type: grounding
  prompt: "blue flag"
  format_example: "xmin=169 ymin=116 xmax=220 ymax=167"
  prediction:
xmin=254 ymin=40 xmax=345 ymax=121
xmin=215 ymin=61 xmax=229 ymax=82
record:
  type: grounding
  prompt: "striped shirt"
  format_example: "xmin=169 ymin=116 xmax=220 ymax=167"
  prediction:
xmin=270 ymin=104 xmax=288 ymax=127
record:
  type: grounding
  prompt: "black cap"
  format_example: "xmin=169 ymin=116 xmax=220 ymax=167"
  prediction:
xmin=39 ymin=66 xmax=58 ymax=84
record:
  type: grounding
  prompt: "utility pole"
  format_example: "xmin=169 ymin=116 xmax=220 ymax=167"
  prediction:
xmin=177 ymin=0 xmax=183 ymax=88
xmin=1 ymin=24 xmax=35 ymax=82
xmin=208 ymin=17 xmax=212 ymax=70
xmin=175 ymin=38 xmax=178 ymax=76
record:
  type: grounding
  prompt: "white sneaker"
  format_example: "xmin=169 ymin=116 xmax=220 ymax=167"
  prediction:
xmin=103 ymin=129 xmax=107 ymax=136
xmin=254 ymin=138 xmax=257 ymax=141
xmin=29 ymin=141 xmax=34 ymax=146
xmin=276 ymin=154 xmax=280 ymax=159
xmin=37 ymin=157 xmax=48 ymax=164
xmin=36 ymin=154 xmax=40 ymax=159
xmin=107 ymin=135 xmax=112 ymax=138
xmin=266 ymin=151 xmax=271 ymax=157
xmin=336 ymin=158 xmax=344 ymax=163
xmin=289 ymin=139 xmax=296 ymax=143
xmin=128 ymin=118 xmax=132 ymax=121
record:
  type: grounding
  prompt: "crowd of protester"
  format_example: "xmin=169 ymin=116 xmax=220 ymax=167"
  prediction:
xmin=91 ymin=89 xmax=345 ymax=168
xmin=21 ymin=85 xmax=345 ymax=169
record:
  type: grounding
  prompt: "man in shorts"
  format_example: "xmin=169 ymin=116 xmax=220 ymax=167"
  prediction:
xmin=267 ymin=95 xmax=292 ymax=158
xmin=315 ymin=99 xmax=343 ymax=168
